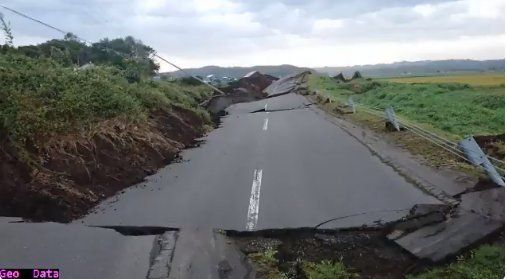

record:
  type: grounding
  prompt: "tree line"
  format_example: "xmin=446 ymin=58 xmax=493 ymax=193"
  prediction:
xmin=0 ymin=13 xmax=160 ymax=83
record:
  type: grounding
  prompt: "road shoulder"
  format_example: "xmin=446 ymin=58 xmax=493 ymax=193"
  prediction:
xmin=305 ymin=100 xmax=477 ymax=204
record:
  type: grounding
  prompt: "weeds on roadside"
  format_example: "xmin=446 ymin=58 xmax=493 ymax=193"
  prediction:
xmin=248 ymin=247 xmax=289 ymax=279
xmin=303 ymin=260 xmax=359 ymax=279
xmin=407 ymin=245 xmax=504 ymax=279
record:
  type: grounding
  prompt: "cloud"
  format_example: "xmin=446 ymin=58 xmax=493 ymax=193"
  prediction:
xmin=313 ymin=19 xmax=344 ymax=33
xmin=0 ymin=0 xmax=504 ymax=70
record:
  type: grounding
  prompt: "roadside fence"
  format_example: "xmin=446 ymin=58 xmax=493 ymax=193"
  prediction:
xmin=346 ymin=97 xmax=505 ymax=187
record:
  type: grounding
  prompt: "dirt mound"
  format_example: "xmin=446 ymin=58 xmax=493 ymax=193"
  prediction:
xmin=331 ymin=71 xmax=363 ymax=83
xmin=0 ymin=106 xmax=208 ymax=222
xmin=351 ymin=71 xmax=362 ymax=80
xmin=204 ymin=71 xmax=278 ymax=116
xmin=234 ymin=71 xmax=278 ymax=98
xmin=332 ymin=72 xmax=346 ymax=82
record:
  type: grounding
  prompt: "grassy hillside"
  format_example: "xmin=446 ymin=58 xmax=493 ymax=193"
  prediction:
xmin=0 ymin=53 xmax=211 ymax=158
xmin=0 ymin=50 xmax=213 ymax=221
xmin=383 ymin=73 xmax=504 ymax=86
xmin=308 ymin=74 xmax=504 ymax=137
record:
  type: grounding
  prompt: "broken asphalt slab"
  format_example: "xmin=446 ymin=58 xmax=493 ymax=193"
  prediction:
xmin=391 ymin=188 xmax=504 ymax=263
xmin=0 ymin=220 xmax=252 ymax=279
xmin=393 ymin=210 xmax=502 ymax=262
xmin=387 ymin=204 xmax=450 ymax=239
xmin=263 ymin=71 xmax=310 ymax=97
xmin=0 ymin=219 xmax=159 ymax=279
xmin=459 ymin=187 xmax=504 ymax=221
xmin=203 ymin=71 xmax=277 ymax=115
xmin=147 ymin=231 xmax=178 ymax=279
xmin=168 ymin=228 xmax=254 ymax=279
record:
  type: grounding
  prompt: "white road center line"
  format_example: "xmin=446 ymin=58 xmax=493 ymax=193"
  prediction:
xmin=264 ymin=103 xmax=268 ymax=111
xmin=262 ymin=118 xmax=269 ymax=131
xmin=246 ymin=169 xmax=263 ymax=231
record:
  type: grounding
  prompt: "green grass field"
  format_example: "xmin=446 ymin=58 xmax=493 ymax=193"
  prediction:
xmin=384 ymin=73 xmax=504 ymax=86
xmin=308 ymin=74 xmax=505 ymax=137
xmin=408 ymin=245 xmax=504 ymax=279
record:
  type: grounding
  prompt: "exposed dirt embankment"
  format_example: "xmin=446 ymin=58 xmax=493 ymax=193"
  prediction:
xmin=203 ymin=71 xmax=278 ymax=121
xmin=474 ymin=134 xmax=505 ymax=161
xmin=0 ymin=106 xmax=208 ymax=222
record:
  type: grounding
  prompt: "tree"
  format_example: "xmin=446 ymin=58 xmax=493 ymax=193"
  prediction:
xmin=90 ymin=37 xmax=159 ymax=77
xmin=64 ymin=32 xmax=79 ymax=42
xmin=0 ymin=13 xmax=14 ymax=46
xmin=36 ymin=34 xmax=91 ymax=66
xmin=6 ymin=34 xmax=160 ymax=81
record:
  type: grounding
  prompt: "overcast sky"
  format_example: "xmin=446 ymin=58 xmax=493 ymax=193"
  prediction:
xmin=1 ymin=0 xmax=505 ymax=71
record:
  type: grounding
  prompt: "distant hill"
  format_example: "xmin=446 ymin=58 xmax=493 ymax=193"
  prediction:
xmin=313 ymin=59 xmax=504 ymax=78
xmin=162 ymin=64 xmax=314 ymax=79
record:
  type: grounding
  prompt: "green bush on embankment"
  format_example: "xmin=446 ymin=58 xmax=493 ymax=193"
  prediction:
xmin=0 ymin=52 xmax=212 ymax=160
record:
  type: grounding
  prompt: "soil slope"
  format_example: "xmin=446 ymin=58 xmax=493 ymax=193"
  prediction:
xmin=0 ymin=106 xmax=208 ymax=222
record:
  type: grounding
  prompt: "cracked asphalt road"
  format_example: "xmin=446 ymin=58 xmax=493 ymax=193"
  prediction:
xmin=0 ymin=93 xmax=442 ymax=279
xmin=80 ymin=93 xmax=440 ymax=230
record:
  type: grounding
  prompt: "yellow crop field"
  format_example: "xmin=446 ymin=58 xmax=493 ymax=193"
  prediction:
xmin=385 ymin=73 xmax=505 ymax=86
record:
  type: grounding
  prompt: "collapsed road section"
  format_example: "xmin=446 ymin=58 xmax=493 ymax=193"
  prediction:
xmin=0 ymin=71 xmax=503 ymax=279
xmin=203 ymin=71 xmax=279 ymax=121
xmin=264 ymin=71 xmax=311 ymax=97
xmin=1 ymin=197 xmax=502 ymax=279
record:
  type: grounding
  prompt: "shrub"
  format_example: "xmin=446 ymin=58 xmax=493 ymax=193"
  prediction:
xmin=0 ymin=53 xmax=212 ymax=153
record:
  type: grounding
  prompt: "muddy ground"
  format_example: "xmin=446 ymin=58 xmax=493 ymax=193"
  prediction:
xmin=474 ymin=134 xmax=505 ymax=161
xmin=229 ymin=226 xmax=504 ymax=279
xmin=0 ymin=105 xmax=209 ymax=222
xmin=231 ymin=229 xmax=418 ymax=278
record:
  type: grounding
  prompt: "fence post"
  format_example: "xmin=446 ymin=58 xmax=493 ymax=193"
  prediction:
xmin=348 ymin=96 xmax=356 ymax=113
xmin=385 ymin=106 xmax=400 ymax=131
xmin=458 ymin=136 xmax=504 ymax=186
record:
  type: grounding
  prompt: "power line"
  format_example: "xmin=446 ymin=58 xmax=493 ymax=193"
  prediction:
xmin=0 ymin=4 xmax=87 ymax=43
xmin=0 ymin=4 xmax=226 ymax=96
xmin=154 ymin=54 xmax=225 ymax=95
